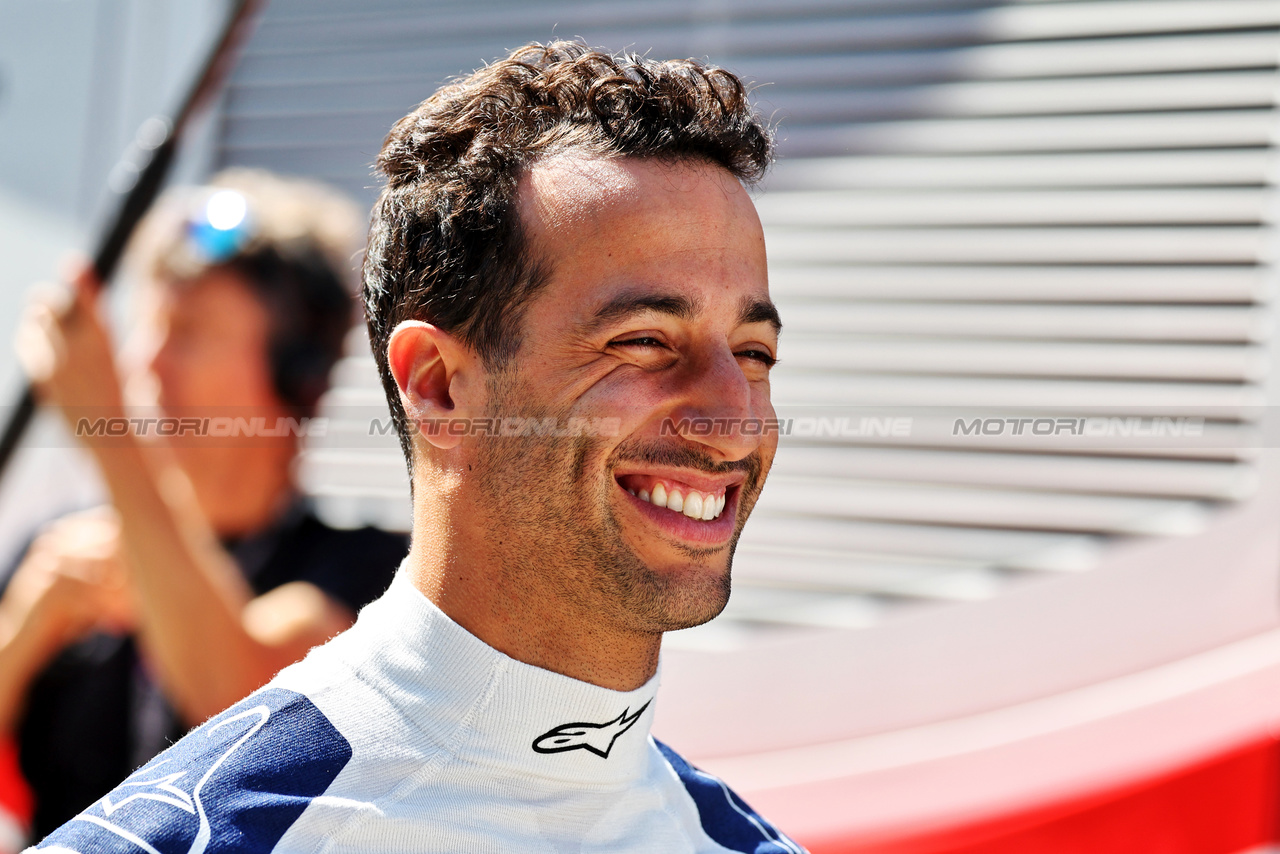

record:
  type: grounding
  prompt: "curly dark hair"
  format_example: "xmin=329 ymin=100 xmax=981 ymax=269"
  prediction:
xmin=363 ymin=40 xmax=773 ymax=471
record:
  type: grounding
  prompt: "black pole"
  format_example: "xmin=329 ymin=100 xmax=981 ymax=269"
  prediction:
xmin=0 ymin=0 xmax=261 ymax=475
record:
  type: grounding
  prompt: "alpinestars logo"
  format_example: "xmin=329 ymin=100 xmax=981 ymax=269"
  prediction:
xmin=532 ymin=700 xmax=652 ymax=758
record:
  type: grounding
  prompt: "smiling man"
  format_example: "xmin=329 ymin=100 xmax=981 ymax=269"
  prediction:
xmin=397 ymin=153 xmax=781 ymax=692
xmin=32 ymin=41 xmax=803 ymax=854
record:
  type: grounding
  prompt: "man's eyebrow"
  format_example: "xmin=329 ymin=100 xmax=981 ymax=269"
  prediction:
xmin=740 ymin=297 xmax=782 ymax=334
xmin=582 ymin=292 xmax=697 ymax=334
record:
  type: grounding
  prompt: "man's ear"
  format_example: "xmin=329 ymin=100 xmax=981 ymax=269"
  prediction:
xmin=386 ymin=320 xmax=477 ymax=451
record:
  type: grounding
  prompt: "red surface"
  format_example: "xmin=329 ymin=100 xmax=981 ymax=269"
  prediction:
xmin=800 ymin=738 xmax=1280 ymax=854
xmin=0 ymin=737 xmax=31 ymax=828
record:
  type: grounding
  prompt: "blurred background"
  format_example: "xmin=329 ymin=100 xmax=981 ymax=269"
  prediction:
xmin=3 ymin=0 xmax=1280 ymax=851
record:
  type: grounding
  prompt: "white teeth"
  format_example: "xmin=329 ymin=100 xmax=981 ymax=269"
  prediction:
xmin=651 ymin=483 xmax=667 ymax=508
xmin=701 ymin=498 xmax=717 ymax=521
xmin=631 ymin=481 xmax=728 ymax=521
xmin=683 ymin=493 xmax=703 ymax=520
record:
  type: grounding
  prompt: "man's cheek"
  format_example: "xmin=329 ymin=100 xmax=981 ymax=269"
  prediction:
xmin=583 ymin=376 xmax=668 ymax=431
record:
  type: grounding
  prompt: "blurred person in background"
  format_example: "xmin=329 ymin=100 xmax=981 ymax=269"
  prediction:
xmin=0 ymin=169 xmax=407 ymax=841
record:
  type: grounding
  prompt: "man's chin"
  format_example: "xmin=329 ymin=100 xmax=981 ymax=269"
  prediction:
xmin=660 ymin=595 xmax=730 ymax=632
xmin=628 ymin=559 xmax=732 ymax=633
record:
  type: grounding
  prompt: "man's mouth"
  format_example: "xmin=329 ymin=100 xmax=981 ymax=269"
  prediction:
xmin=615 ymin=474 xmax=732 ymax=522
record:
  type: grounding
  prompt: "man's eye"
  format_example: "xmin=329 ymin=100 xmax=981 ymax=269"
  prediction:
xmin=612 ymin=337 xmax=666 ymax=349
xmin=737 ymin=349 xmax=778 ymax=368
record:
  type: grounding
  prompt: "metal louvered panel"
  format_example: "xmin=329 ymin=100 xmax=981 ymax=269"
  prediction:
xmin=221 ymin=0 xmax=1280 ymax=641
xmin=756 ymin=478 xmax=1211 ymax=536
xmin=774 ymin=373 xmax=1265 ymax=415
xmin=768 ymin=150 xmax=1279 ymax=189
xmin=783 ymin=111 xmax=1278 ymax=157
xmin=740 ymin=515 xmax=1104 ymax=571
xmin=768 ymin=227 xmax=1268 ymax=264
xmin=768 ymin=72 xmax=1280 ymax=122
xmin=781 ymin=338 xmax=1267 ymax=381
xmin=774 ymin=303 xmax=1271 ymax=340
xmin=758 ymin=189 xmax=1274 ymax=225
xmin=776 ymin=447 xmax=1258 ymax=499
xmin=746 ymin=30 xmax=1280 ymax=82
xmin=769 ymin=265 xmax=1272 ymax=302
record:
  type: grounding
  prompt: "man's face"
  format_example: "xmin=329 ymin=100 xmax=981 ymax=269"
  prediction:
xmin=465 ymin=156 xmax=777 ymax=635
xmin=128 ymin=268 xmax=280 ymax=415
xmin=123 ymin=268 xmax=292 ymax=526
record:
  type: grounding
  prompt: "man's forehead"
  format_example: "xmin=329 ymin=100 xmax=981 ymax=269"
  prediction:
xmin=514 ymin=151 xmax=772 ymax=336
xmin=518 ymin=154 xmax=750 ymax=236
xmin=521 ymin=155 xmax=640 ymax=229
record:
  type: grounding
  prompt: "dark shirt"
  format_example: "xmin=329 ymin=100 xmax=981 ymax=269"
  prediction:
xmin=6 ymin=502 xmax=406 ymax=838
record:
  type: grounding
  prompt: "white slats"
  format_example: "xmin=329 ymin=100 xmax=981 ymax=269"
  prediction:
xmin=774 ymin=447 xmax=1258 ymax=500
xmin=985 ymin=0 xmax=1280 ymax=41
xmin=767 ymin=227 xmax=1269 ymax=265
xmin=767 ymin=151 xmax=1279 ymax=191
xmin=766 ymin=72 xmax=1280 ymax=124
xmin=784 ymin=111 xmax=1278 ymax=157
xmin=756 ymin=477 xmax=1210 ymax=536
xmin=731 ymin=548 xmax=1007 ymax=602
xmin=221 ymin=0 xmax=1280 ymax=632
xmin=752 ymin=478 xmax=1203 ymax=537
xmin=685 ymin=586 xmax=886 ymax=639
xmin=767 ymin=266 xmax=1271 ymax=303
xmin=772 ymin=303 xmax=1271 ymax=342
xmin=738 ymin=516 xmax=1103 ymax=572
xmin=779 ymin=337 xmax=1268 ymax=381
xmin=758 ymin=189 xmax=1272 ymax=227
xmin=655 ymin=0 xmax=1280 ymax=56
xmin=772 ymin=372 xmax=1266 ymax=413
xmin=744 ymin=31 xmax=1280 ymax=85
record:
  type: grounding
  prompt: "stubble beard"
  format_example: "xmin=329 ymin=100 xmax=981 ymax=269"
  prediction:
xmin=473 ymin=372 xmax=766 ymax=636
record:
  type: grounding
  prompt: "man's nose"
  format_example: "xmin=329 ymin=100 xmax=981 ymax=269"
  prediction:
xmin=143 ymin=331 xmax=177 ymax=393
xmin=146 ymin=338 xmax=168 ymax=382
xmin=668 ymin=347 xmax=769 ymax=461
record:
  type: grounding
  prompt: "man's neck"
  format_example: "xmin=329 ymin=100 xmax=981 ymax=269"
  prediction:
xmin=404 ymin=500 xmax=662 ymax=693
